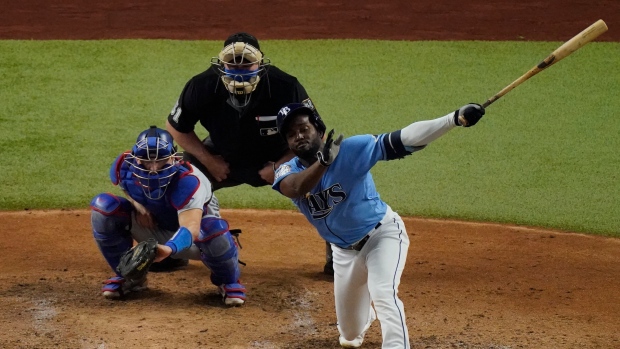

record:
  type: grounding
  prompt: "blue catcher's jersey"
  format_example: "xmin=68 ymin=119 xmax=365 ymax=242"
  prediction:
xmin=273 ymin=134 xmax=390 ymax=248
xmin=109 ymin=152 xmax=212 ymax=232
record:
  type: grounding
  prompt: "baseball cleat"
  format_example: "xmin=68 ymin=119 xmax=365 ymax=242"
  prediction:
xmin=218 ymin=282 xmax=246 ymax=306
xmin=102 ymin=276 xmax=148 ymax=299
xmin=339 ymin=307 xmax=377 ymax=348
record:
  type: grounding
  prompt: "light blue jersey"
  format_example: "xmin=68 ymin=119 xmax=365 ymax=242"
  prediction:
xmin=273 ymin=134 xmax=391 ymax=248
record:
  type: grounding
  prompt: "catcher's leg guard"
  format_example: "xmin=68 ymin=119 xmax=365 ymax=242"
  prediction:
xmin=91 ymin=193 xmax=133 ymax=272
xmin=195 ymin=217 xmax=241 ymax=285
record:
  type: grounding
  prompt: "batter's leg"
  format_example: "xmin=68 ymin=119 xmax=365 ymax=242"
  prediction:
xmin=365 ymin=217 xmax=411 ymax=349
xmin=332 ymin=246 xmax=375 ymax=345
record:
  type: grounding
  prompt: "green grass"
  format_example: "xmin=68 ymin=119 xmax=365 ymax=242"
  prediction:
xmin=1 ymin=40 xmax=619 ymax=236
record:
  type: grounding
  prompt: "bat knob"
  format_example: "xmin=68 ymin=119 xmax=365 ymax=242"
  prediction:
xmin=458 ymin=114 xmax=469 ymax=127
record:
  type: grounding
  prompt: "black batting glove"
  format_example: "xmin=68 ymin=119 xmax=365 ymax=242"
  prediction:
xmin=454 ymin=103 xmax=485 ymax=127
xmin=317 ymin=129 xmax=344 ymax=166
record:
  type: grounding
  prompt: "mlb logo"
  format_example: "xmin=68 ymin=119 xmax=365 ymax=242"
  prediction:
xmin=260 ymin=127 xmax=278 ymax=136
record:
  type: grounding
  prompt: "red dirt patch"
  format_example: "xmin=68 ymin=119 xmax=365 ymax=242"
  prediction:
xmin=1 ymin=0 xmax=619 ymax=41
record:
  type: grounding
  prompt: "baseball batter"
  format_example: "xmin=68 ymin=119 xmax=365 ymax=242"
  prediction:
xmin=90 ymin=126 xmax=246 ymax=305
xmin=272 ymin=102 xmax=485 ymax=348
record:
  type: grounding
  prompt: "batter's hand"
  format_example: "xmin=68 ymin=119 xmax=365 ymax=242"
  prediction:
xmin=317 ymin=129 xmax=344 ymax=166
xmin=455 ymin=103 xmax=485 ymax=127
xmin=205 ymin=155 xmax=230 ymax=182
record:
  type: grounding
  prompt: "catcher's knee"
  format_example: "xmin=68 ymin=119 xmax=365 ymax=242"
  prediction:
xmin=90 ymin=193 xmax=133 ymax=231
xmin=90 ymin=193 xmax=134 ymax=272
xmin=195 ymin=217 xmax=240 ymax=285
xmin=91 ymin=193 xmax=133 ymax=237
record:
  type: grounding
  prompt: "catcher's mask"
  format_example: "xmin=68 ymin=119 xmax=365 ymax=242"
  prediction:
xmin=211 ymin=32 xmax=271 ymax=107
xmin=127 ymin=126 xmax=180 ymax=200
xmin=277 ymin=102 xmax=326 ymax=139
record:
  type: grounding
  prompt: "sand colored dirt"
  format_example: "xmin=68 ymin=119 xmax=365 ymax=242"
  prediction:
xmin=1 ymin=209 xmax=619 ymax=349
xmin=1 ymin=1 xmax=619 ymax=348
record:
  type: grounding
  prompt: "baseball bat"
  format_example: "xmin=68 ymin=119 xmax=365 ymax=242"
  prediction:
xmin=481 ymin=19 xmax=608 ymax=109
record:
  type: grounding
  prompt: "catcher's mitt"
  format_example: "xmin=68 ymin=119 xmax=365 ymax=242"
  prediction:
xmin=116 ymin=238 xmax=158 ymax=280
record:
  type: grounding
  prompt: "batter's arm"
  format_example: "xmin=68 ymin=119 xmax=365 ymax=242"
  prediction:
xmin=399 ymin=112 xmax=457 ymax=149
xmin=278 ymin=161 xmax=328 ymax=199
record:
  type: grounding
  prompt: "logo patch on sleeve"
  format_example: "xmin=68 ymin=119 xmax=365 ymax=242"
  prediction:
xmin=301 ymin=98 xmax=315 ymax=110
xmin=170 ymin=100 xmax=182 ymax=123
xmin=275 ymin=164 xmax=291 ymax=179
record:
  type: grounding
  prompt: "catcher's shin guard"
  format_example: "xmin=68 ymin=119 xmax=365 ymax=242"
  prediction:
xmin=195 ymin=217 xmax=241 ymax=286
xmin=91 ymin=193 xmax=133 ymax=272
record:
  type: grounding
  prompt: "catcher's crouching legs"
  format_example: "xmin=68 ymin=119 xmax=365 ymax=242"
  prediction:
xmin=90 ymin=193 xmax=147 ymax=299
xmin=195 ymin=217 xmax=246 ymax=306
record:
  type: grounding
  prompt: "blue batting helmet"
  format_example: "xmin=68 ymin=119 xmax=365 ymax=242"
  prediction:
xmin=276 ymin=102 xmax=326 ymax=138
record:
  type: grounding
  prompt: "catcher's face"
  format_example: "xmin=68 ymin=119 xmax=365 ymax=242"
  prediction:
xmin=285 ymin=115 xmax=322 ymax=159
xmin=137 ymin=157 xmax=173 ymax=172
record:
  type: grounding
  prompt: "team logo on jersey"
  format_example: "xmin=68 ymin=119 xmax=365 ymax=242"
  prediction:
xmin=170 ymin=100 xmax=182 ymax=123
xmin=306 ymin=183 xmax=346 ymax=219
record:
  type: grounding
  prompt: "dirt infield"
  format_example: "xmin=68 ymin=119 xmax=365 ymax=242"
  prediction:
xmin=2 ymin=1 xmax=619 ymax=348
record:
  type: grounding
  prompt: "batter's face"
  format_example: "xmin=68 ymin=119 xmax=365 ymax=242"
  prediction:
xmin=285 ymin=115 xmax=323 ymax=160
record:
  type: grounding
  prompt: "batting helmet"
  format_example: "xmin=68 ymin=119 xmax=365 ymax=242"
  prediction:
xmin=211 ymin=32 xmax=271 ymax=107
xmin=276 ymin=102 xmax=326 ymax=138
xmin=127 ymin=126 xmax=180 ymax=200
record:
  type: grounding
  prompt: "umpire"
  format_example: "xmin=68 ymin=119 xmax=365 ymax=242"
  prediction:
xmin=165 ymin=32 xmax=335 ymax=275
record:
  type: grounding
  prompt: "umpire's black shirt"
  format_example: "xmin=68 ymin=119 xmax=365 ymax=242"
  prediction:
xmin=168 ymin=65 xmax=314 ymax=174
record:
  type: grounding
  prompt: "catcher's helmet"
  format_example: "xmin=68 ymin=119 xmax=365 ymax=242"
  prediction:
xmin=211 ymin=32 xmax=271 ymax=107
xmin=127 ymin=126 xmax=180 ymax=200
xmin=277 ymin=102 xmax=326 ymax=138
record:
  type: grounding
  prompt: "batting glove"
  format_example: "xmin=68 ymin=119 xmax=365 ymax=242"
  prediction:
xmin=317 ymin=129 xmax=344 ymax=166
xmin=454 ymin=103 xmax=485 ymax=127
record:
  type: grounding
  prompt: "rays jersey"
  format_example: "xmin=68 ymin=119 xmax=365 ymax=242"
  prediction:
xmin=273 ymin=134 xmax=393 ymax=248
xmin=110 ymin=152 xmax=212 ymax=232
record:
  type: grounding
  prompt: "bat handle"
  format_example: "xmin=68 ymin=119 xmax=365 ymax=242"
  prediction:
xmin=482 ymin=97 xmax=497 ymax=109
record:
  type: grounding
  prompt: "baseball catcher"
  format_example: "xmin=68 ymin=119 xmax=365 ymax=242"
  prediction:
xmin=90 ymin=126 xmax=246 ymax=305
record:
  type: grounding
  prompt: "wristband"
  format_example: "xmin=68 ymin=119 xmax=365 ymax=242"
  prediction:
xmin=165 ymin=227 xmax=193 ymax=256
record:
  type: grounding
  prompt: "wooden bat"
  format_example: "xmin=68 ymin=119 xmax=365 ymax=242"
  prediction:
xmin=480 ymin=19 xmax=608 ymax=109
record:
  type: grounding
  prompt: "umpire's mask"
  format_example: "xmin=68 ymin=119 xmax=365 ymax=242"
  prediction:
xmin=211 ymin=33 xmax=270 ymax=108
